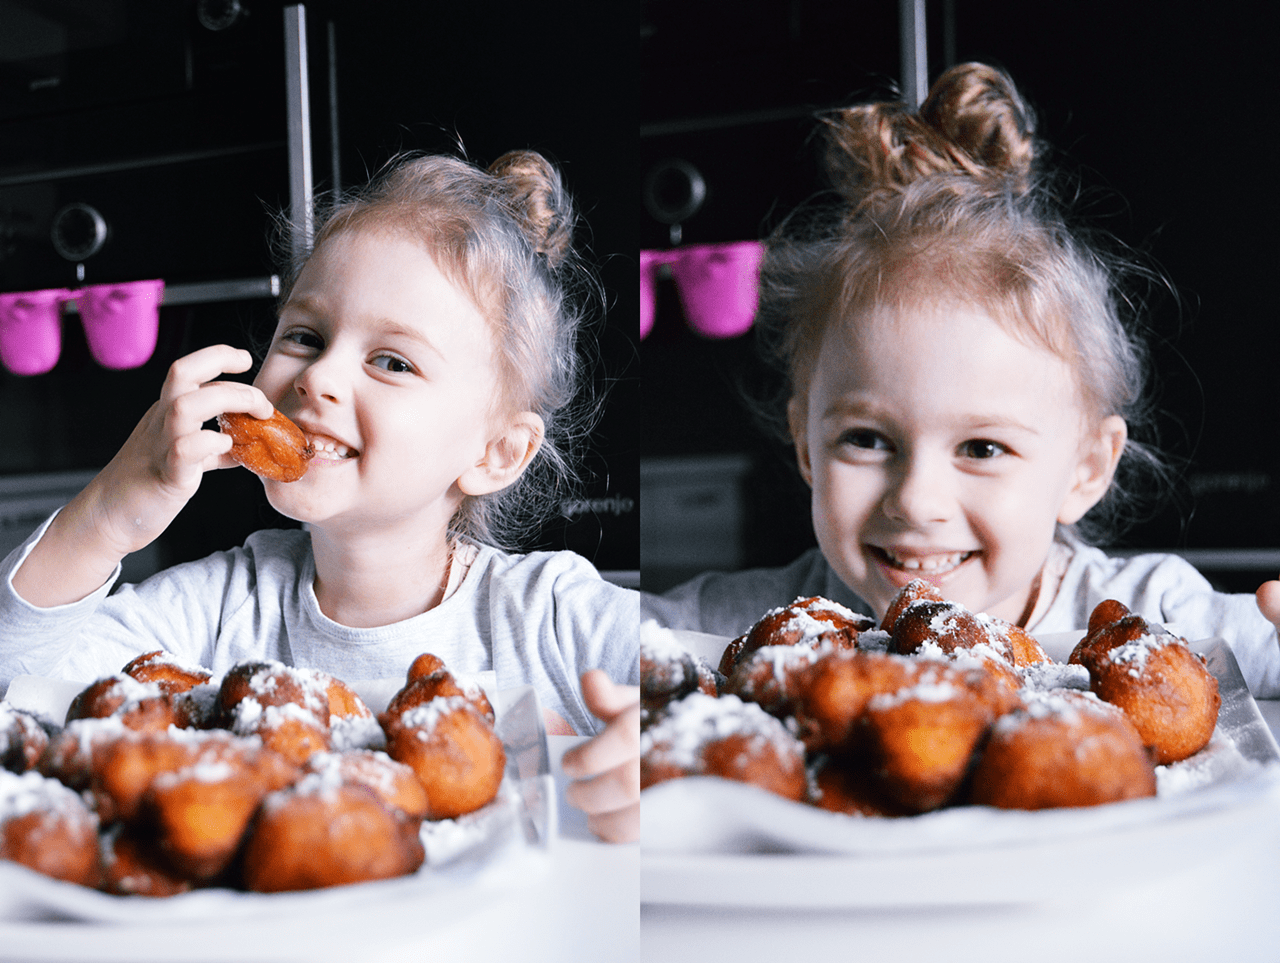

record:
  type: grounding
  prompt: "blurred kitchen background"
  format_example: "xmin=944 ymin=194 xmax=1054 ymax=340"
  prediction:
xmin=0 ymin=0 xmax=638 ymax=586
xmin=640 ymin=0 xmax=1280 ymax=595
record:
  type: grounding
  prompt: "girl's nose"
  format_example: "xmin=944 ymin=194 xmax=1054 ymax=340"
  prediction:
xmin=294 ymin=353 xmax=345 ymax=405
xmin=881 ymin=453 xmax=953 ymax=525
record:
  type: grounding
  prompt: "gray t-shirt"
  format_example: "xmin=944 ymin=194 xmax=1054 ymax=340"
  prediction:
xmin=642 ymin=535 xmax=1280 ymax=698
xmin=2 ymin=516 xmax=639 ymax=735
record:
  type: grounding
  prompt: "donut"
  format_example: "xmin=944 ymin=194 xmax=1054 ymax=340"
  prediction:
xmin=242 ymin=779 xmax=425 ymax=892
xmin=217 ymin=408 xmax=314 ymax=482
xmin=120 ymin=650 xmax=213 ymax=695
xmin=968 ymin=690 xmax=1157 ymax=809
xmin=1070 ymin=602 xmax=1220 ymax=764
xmin=38 ymin=716 xmax=133 ymax=791
xmin=383 ymin=696 xmax=507 ymax=820
xmin=383 ymin=670 xmax=495 ymax=728
xmin=217 ymin=660 xmax=333 ymax=763
xmin=0 ymin=769 xmax=100 ymax=887
xmin=141 ymin=738 xmax=300 ymax=882
xmin=721 ymin=641 xmax=826 ymax=721
xmin=641 ymin=623 xmax=719 ymax=726
xmin=99 ymin=825 xmax=193 ymax=897
xmin=789 ymin=648 xmax=921 ymax=752
xmin=880 ymin=578 xmax=945 ymax=632
xmin=810 ymin=757 xmax=910 ymax=817
xmin=65 ymin=675 xmax=181 ymax=733
xmin=406 ymin=652 xmax=448 ymax=682
xmin=640 ymin=692 xmax=807 ymax=802
xmin=0 ymin=703 xmax=52 ymax=774
xmin=857 ymin=664 xmax=998 ymax=813
xmin=719 ymin=596 xmax=871 ymax=676
xmin=303 ymin=750 xmax=430 ymax=820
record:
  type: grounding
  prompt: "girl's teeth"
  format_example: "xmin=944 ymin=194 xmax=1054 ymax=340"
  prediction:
xmin=889 ymin=552 xmax=969 ymax=571
xmin=311 ymin=440 xmax=352 ymax=458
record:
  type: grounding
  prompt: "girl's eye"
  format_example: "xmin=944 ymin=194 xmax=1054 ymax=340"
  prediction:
xmin=280 ymin=329 xmax=323 ymax=350
xmin=370 ymin=354 xmax=414 ymax=374
xmin=958 ymin=439 xmax=1008 ymax=460
xmin=839 ymin=429 xmax=891 ymax=451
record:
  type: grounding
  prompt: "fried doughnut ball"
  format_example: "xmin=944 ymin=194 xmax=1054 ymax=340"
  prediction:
xmin=324 ymin=674 xmax=374 ymax=722
xmin=99 ymin=825 xmax=193 ymax=897
xmin=242 ymin=778 xmax=425 ymax=892
xmin=0 ymin=769 xmax=100 ymax=886
xmin=719 ymin=596 xmax=871 ymax=676
xmin=722 ymin=642 xmax=827 ymax=721
xmin=788 ymin=649 xmax=924 ymax=753
xmin=880 ymin=578 xmax=945 ymax=632
xmin=406 ymin=652 xmax=448 ymax=682
xmin=0 ymin=703 xmax=51 ymax=774
xmin=968 ymin=690 xmax=1156 ymax=809
xmin=217 ymin=408 xmax=314 ymax=482
xmin=65 ymin=674 xmax=180 ymax=733
xmin=121 ymin=651 xmax=213 ymax=695
xmin=640 ymin=692 xmax=807 ymax=802
xmin=890 ymin=600 xmax=1047 ymax=668
xmin=383 ymin=671 xmax=495 ymax=727
xmin=1070 ymin=603 xmax=1220 ymax=765
xmin=641 ymin=623 xmax=719 ymax=726
xmin=858 ymin=665 xmax=998 ymax=813
xmin=303 ymin=750 xmax=430 ymax=820
xmin=383 ymin=696 xmax=506 ymax=820
xmin=38 ymin=716 xmax=133 ymax=791
xmin=218 ymin=661 xmax=333 ymax=763
xmin=810 ymin=758 xmax=909 ymax=817
xmin=141 ymin=739 xmax=300 ymax=882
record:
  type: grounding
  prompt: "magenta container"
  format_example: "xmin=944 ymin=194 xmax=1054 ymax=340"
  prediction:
xmin=0 ymin=288 xmax=71 ymax=376
xmin=638 ymin=241 xmax=764 ymax=340
xmin=76 ymin=279 xmax=164 ymax=370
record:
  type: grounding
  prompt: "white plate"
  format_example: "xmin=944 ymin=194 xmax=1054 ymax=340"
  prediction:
xmin=0 ymin=684 xmax=555 ymax=924
xmin=642 ymin=636 xmax=1280 ymax=907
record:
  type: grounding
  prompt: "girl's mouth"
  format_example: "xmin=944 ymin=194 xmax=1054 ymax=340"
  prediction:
xmin=306 ymin=436 xmax=359 ymax=462
xmin=869 ymin=546 xmax=976 ymax=578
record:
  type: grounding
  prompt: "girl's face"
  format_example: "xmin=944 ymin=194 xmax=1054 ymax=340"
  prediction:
xmin=789 ymin=302 xmax=1124 ymax=625
xmin=253 ymin=228 xmax=519 ymax=541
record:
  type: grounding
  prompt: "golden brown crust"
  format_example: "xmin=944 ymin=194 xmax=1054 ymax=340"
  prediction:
xmin=121 ymin=651 xmax=213 ymax=695
xmin=241 ymin=783 xmax=425 ymax=892
xmin=217 ymin=409 xmax=314 ymax=482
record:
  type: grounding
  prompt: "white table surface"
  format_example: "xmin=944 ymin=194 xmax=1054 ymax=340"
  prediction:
xmin=641 ymin=702 xmax=1280 ymax=963
xmin=0 ymin=736 xmax=639 ymax=963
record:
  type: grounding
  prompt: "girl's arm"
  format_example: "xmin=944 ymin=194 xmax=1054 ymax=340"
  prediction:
xmin=11 ymin=345 xmax=273 ymax=608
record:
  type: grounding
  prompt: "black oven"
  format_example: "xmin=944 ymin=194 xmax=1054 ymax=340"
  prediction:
xmin=0 ymin=0 xmax=330 ymax=574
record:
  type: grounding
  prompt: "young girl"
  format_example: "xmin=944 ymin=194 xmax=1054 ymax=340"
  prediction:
xmin=1 ymin=149 xmax=639 ymax=842
xmin=642 ymin=63 xmax=1280 ymax=699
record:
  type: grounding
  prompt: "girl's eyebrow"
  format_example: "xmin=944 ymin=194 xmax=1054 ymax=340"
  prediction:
xmin=820 ymin=397 xmax=1041 ymax=435
xmin=372 ymin=319 xmax=444 ymax=359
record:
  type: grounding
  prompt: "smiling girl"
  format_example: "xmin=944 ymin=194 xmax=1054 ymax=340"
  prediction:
xmin=1 ymin=150 xmax=639 ymax=841
xmin=642 ymin=63 xmax=1280 ymax=697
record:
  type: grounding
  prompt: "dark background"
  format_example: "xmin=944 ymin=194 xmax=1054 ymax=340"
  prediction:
xmin=0 ymin=0 xmax=638 ymax=576
xmin=640 ymin=0 xmax=1280 ymax=591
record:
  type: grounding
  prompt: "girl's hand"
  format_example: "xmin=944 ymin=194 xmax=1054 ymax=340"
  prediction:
xmin=1256 ymin=579 xmax=1280 ymax=630
xmin=11 ymin=345 xmax=273 ymax=608
xmin=561 ymin=670 xmax=639 ymax=843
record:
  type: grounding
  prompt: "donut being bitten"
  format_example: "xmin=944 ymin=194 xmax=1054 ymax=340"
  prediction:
xmin=217 ymin=408 xmax=314 ymax=482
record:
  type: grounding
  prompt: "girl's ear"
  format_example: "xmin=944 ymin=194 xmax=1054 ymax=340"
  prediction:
xmin=787 ymin=395 xmax=815 ymax=487
xmin=1058 ymin=415 xmax=1128 ymax=525
xmin=458 ymin=412 xmax=545 ymax=497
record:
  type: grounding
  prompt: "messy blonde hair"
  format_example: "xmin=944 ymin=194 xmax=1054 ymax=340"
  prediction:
xmin=280 ymin=150 xmax=596 ymax=549
xmin=757 ymin=63 xmax=1167 ymax=541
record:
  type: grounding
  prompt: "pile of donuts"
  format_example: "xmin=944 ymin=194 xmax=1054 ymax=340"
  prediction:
xmin=641 ymin=580 xmax=1221 ymax=815
xmin=0 ymin=650 xmax=505 ymax=894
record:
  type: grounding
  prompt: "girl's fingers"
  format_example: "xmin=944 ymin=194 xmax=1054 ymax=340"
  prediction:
xmin=561 ymin=702 xmax=639 ymax=780
xmin=564 ymin=758 xmax=641 ymax=815
xmin=580 ymin=670 xmax=640 ymax=722
xmin=586 ymin=804 xmax=639 ymax=845
xmin=159 ymin=345 xmax=255 ymax=403
xmin=166 ymin=380 xmax=274 ymax=437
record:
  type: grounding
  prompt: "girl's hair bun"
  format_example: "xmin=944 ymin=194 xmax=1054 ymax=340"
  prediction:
xmin=823 ymin=62 xmax=1038 ymax=205
xmin=488 ymin=149 xmax=574 ymax=268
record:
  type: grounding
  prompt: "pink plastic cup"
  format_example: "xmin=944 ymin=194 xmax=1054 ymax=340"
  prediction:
xmin=0 ymin=288 xmax=71 ymax=376
xmin=667 ymin=241 xmax=764 ymax=339
xmin=639 ymin=250 xmax=661 ymax=340
xmin=76 ymin=278 xmax=164 ymax=370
